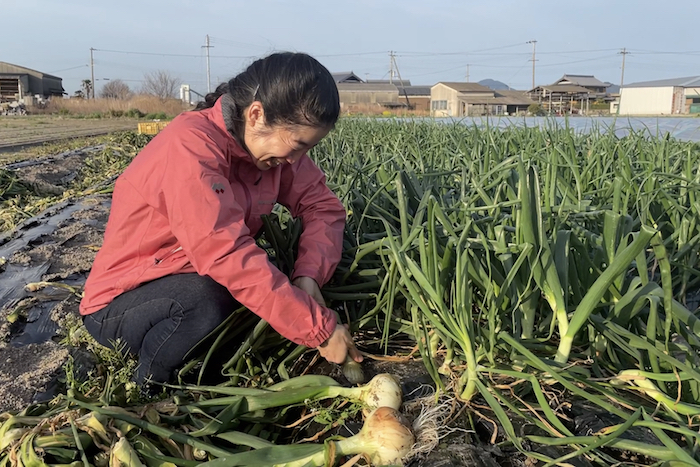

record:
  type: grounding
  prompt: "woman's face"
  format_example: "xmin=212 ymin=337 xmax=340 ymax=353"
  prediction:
xmin=243 ymin=102 xmax=331 ymax=171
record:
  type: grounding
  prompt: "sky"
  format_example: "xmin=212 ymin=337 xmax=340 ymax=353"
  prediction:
xmin=4 ymin=0 xmax=700 ymax=97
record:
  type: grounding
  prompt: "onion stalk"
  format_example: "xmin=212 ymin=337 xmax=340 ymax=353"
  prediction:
xmin=611 ymin=370 xmax=700 ymax=416
xmin=192 ymin=373 xmax=402 ymax=415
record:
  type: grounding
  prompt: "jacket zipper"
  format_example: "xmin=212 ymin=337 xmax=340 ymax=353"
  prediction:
xmin=154 ymin=246 xmax=183 ymax=265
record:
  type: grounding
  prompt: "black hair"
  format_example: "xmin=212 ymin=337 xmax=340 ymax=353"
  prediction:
xmin=195 ymin=52 xmax=340 ymax=138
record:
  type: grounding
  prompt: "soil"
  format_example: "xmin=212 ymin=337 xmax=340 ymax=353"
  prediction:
xmin=0 ymin=116 xmax=136 ymax=151
xmin=0 ymin=146 xmax=111 ymax=413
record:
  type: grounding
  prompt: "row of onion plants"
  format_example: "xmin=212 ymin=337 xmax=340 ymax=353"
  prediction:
xmin=315 ymin=119 xmax=700 ymax=465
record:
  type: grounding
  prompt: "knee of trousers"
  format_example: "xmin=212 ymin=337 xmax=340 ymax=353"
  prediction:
xmin=180 ymin=285 xmax=237 ymax=331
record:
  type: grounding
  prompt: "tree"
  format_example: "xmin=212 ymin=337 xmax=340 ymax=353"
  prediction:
xmin=527 ymin=103 xmax=547 ymax=116
xmin=81 ymin=80 xmax=93 ymax=100
xmin=100 ymin=79 xmax=132 ymax=99
xmin=141 ymin=70 xmax=181 ymax=100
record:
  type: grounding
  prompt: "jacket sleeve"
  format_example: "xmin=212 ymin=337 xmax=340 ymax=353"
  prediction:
xmin=277 ymin=154 xmax=346 ymax=287
xmin=154 ymin=129 xmax=336 ymax=348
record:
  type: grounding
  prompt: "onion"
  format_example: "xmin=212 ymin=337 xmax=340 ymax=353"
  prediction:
xmin=278 ymin=406 xmax=414 ymax=467
xmin=336 ymin=406 xmax=414 ymax=465
xmin=341 ymin=356 xmax=366 ymax=384
xmin=329 ymin=373 xmax=402 ymax=415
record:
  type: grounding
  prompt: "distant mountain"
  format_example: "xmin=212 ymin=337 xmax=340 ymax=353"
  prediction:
xmin=478 ymin=79 xmax=511 ymax=90
xmin=606 ymin=83 xmax=620 ymax=94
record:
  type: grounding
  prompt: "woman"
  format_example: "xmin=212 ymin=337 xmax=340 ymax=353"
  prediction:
xmin=80 ymin=52 xmax=361 ymax=386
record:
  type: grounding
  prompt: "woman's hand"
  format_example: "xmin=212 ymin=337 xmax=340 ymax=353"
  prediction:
xmin=292 ymin=276 xmax=326 ymax=307
xmin=317 ymin=323 xmax=363 ymax=364
xmin=292 ymin=276 xmax=362 ymax=365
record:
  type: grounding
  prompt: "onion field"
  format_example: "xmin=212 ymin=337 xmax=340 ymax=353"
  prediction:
xmin=2 ymin=119 xmax=700 ymax=466
xmin=317 ymin=119 xmax=700 ymax=465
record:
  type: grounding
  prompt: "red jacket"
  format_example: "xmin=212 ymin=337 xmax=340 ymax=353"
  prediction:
xmin=79 ymin=98 xmax=345 ymax=348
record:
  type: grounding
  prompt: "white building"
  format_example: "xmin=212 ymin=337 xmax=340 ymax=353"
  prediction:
xmin=616 ymin=76 xmax=700 ymax=115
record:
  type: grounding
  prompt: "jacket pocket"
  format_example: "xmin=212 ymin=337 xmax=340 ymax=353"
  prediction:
xmin=154 ymin=246 xmax=183 ymax=265
xmin=114 ymin=245 xmax=183 ymax=291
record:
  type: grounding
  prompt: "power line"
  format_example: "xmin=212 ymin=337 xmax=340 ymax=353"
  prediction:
xmin=89 ymin=46 xmax=700 ymax=63
xmin=533 ymin=48 xmax=621 ymax=55
xmin=399 ymin=42 xmax=534 ymax=57
xmin=398 ymin=47 xmax=620 ymax=57
xmin=400 ymin=52 xmax=529 ymax=58
xmin=49 ymin=64 xmax=88 ymax=73
xmin=537 ymin=54 xmax=620 ymax=68
xmin=410 ymin=64 xmax=473 ymax=78
xmin=631 ymin=49 xmax=700 ymax=55
xmin=412 ymin=55 xmax=618 ymax=71
xmin=449 ymin=63 xmax=529 ymax=69
xmin=314 ymin=51 xmax=387 ymax=58
xmin=93 ymin=48 xmax=254 ymax=59
xmin=208 ymin=36 xmax=269 ymax=50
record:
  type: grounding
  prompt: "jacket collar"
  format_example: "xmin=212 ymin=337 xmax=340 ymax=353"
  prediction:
xmin=208 ymin=96 xmax=252 ymax=162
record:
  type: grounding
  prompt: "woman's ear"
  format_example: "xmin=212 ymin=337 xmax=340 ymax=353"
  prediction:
xmin=246 ymin=101 xmax=265 ymax=129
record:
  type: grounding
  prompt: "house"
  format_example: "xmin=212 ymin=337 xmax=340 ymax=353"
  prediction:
xmin=361 ymin=80 xmax=430 ymax=110
xmin=495 ymin=90 xmax=537 ymax=114
xmin=336 ymin=82 xmax=400 ymax=110
xmin=332 ymin=72 xmax=363 ymax=84
xmin=553 ymin=74 xmax=610 ymax=96
xmin=430 ymin=82 xmax=533 ymax=117
xmin=528 ymin=84 xmax=593 ymax=115
xmin=332 ymin=72 xmax=403 ymax=111
xmin=396 ymin=85 xmax=431 ymax=112
xmin=616 ymin=76 xmax=700 ymax=115
xmin=527 ymin=74 xmax=614 ymax=114
xmin=367 ymin=79 xmax=411 ymax=87
xmin=0 ymin=61 xmax=64 ymax=104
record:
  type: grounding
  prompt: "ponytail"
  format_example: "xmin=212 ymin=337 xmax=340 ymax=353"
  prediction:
xmin=194 ymin=82 xmax=229 ymax=110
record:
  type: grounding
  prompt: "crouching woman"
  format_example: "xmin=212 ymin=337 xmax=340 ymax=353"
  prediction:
xmin=79 ymin=52 xmax=361 ymax=386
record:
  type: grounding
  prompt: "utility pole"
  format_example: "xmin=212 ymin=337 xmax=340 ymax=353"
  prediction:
xmin=202 ymin=35 xmax=213 ymax=93
xmin=617 ymin=48 xmax=629 ymax=115
xmin=390 ymin=53 xmax=411 ymax=108
xmin=389 ymin=51 xmax=395 ymax=84
xmin=90 ymin=47 xmax=95 ymax=99
xmin=466 ymin=64 xmax=470 ymax=82
xmin=619 ymin=48 xmax=629 ymax=89
xmin=527 ymin=40 xmax=537 ymax=89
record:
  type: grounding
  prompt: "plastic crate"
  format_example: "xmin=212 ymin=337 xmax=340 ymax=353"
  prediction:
xmin=137 ymin=121 xmax=171 ymax=135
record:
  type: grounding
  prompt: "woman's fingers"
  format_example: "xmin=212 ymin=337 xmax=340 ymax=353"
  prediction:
xmin=343 ymin=324 xmax=363 ymax=362
xmin=318 ymin=323 xmax=365 ymax=364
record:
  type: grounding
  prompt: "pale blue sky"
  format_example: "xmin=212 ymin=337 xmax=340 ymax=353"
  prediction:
xmin=4 ymin=0 xmax=699 ymax=96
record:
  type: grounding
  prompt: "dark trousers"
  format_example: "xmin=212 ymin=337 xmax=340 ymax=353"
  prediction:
xmin=83 ymin=274 xmax=236 ymax=385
